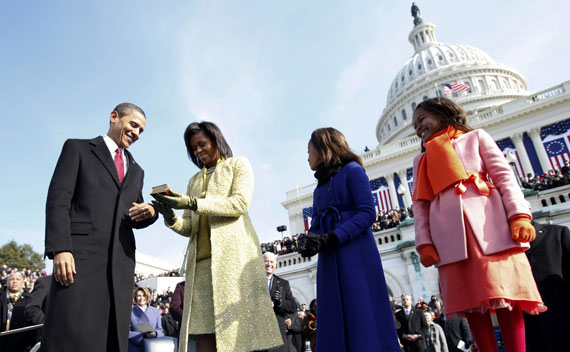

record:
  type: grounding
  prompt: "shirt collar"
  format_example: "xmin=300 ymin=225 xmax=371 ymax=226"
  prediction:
xmin=103 ymin=135 xmax=121 ymax=156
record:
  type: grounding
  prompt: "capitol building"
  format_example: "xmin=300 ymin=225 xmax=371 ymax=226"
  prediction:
xmin=278 ymin=6 xmax=570 ymax=307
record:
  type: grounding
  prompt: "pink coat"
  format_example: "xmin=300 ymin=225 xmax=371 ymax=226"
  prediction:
xmin=412 ymin=129 xmax=531 ymax=267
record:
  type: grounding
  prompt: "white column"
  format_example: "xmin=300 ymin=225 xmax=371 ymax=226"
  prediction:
xmin=397 ymin=169 xmax=413 ymax=208
xmin=385 ymin=173 xmax=398 ymax=210
xmin=528 ymin=127 xmax=552 ymax=173
xmin=511 ymin=133 xmax=535 ymax=177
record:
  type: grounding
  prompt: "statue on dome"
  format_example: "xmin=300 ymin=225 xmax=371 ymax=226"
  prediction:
xmin=411 ymin=3 xmax=423 ymax=26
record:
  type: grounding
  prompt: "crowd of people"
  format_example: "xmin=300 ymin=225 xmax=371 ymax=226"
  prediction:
xmin=260 ymin=235 xmax=300 ymax=255
xmin=133 ymin=269 xmax=180 ymax=284
xmin=392 ymin=294 xmax=476 ymax=352
xmin=521 ymin=165 xmax=570 ymax=191
xmin=372 ymin=207 xmax=413 ymax=232
xmin=0 ymin=266 xmax=47 ymax=292
xmin=260 ymin=207 xmax=415 ymax=256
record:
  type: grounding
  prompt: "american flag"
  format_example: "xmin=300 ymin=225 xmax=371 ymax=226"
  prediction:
xmin=495 ymin=138 xmax=525 ymax=178
xmin=442 ymin=83 xmax=470 ymax=95
xmin=542 ymin=119 xmax=570 ymax=171
xmin=302 ymin=207 xmax=313 ymax=231
xmin=369 ymin=177 xmax=394 ymax=212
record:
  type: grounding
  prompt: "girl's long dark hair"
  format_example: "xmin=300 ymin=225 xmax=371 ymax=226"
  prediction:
xmin=184 ymin=121 xmax=233 ymax=168
xmin=310 ymin=127 xmax=363 ymax=168
xmin=415 ymin=97 xmax=473 ymax=133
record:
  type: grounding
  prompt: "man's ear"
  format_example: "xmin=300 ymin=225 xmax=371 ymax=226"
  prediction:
xmin=110 ymin=110 xmax=119 ymax=124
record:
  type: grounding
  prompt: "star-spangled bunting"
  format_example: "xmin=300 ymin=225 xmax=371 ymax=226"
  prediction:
xmin=369 ymin=177 xmax=393 ymax=213
xmin=495 ymin=138 xmax=525 ymax=178
xmin=541 ymin=119 xmax=570 ymax=171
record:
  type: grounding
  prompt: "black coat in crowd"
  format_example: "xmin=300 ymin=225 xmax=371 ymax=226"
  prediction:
xmin=269 ymin=274 xmax=297 ymax=352
xmin=524 ymin=222 xmax=570 ymax=352
xmin=24 ymin=275 xmax=52 ymax=344
xmin=395 ymin=307 xmax=428 ymax=352
xmin=443 ymin=316 xmax=472 ymax=352
xmin=0 ymin=286 xmax=35 ymax=352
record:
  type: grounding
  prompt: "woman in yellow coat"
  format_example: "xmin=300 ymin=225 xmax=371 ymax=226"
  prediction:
xmin=153 ymin=121 xmax=282 ymax=352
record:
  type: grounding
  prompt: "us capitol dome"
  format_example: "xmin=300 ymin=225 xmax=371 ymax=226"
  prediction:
xmin=377 ymin=7 xmax=529 ymax=145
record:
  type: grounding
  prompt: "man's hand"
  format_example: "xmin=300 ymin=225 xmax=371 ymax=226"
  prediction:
xmin=285 ymin=318 xmax=292 ymax=328
xmin=54 ymin=251 xmax=76 ymax=286
xmin=271 ymin=286 xmax=282 ymax=307
xmin=129 ymin=202 xmax=156 ymax=222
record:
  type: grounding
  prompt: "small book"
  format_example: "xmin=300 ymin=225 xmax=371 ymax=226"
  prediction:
xmin=151 ymin=184 xmax=170 ymax=195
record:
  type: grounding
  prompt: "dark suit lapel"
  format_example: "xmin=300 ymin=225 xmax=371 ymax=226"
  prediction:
xmin=90 ymin=137 xmax=121 ymax=188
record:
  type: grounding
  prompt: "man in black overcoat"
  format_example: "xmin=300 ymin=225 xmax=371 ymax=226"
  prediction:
xmin=443 ymin=315 xmax=472 ymax=352
xmin=42 ymin=103 xmax=158 ymax=352
xmin=523 ymin=222 xmax=570 ymax=351
xmin=0 ymin=272 xmax=35 ymax=352
xmin=395 ymin=293 xmax=428 ymax=352
xmin=262 ymin=252 xmax=297 ymax=352
xmin=24 ymin=275 xmax=52 ymax=344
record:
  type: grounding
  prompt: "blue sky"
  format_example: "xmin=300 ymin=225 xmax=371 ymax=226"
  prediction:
xmin=1 ymin=1 xmax=569 ymax=270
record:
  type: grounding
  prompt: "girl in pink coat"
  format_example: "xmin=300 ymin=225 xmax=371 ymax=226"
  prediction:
xmin=412 ymin=97 xmax=546 ymax=352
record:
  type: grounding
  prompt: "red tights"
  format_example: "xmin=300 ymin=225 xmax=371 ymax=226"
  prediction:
xmin=465 ymin=305 xmax=525 ymax=352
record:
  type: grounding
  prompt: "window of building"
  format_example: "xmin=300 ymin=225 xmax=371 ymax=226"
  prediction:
xmin=411 ymin=102 xmax=416 ymax=111
xmin=394 ymin=116 xmax=398 ymax=126
xmin=401 ymin=110 xmax=407 ymax=121
xmin=418 ymin=64 xmax=422 ymax=70
xmin=423 ymin=95 xmax=428 ymax=101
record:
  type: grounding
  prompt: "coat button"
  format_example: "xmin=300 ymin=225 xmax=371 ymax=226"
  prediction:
xmin=317 ymin=205 xmax=322 ymax=211
xmin=329 ymin=200 xmax=334 ymax=205
xmin=327 ymin=187 xmax=331 ymax=192
xmin=316 ymin=193 xmax=320 ymax=199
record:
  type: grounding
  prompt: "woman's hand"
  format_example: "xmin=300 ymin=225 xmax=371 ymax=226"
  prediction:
xmin=152 ymin=189 xmax=197 ymax=210
xmin=417 ymin=244 xmax=440 ymax=267
xmin=297 ymin=232 xmax=339 ymax=257
xmin=151 ymin=200 xmax=176 ymax=225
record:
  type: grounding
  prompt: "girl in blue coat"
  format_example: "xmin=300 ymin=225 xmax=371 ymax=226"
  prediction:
xmin=297 ymin=127 xmax=401 ymax=351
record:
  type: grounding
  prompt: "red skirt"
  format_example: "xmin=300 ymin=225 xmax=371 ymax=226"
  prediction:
xmin=438 ymin=217 xmax=547 ymax=316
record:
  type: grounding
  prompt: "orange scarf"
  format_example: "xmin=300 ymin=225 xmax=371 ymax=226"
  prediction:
xmin=413 ymin=126 xmax=467 ymax=201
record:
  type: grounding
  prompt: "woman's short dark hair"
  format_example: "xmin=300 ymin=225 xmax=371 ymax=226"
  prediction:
xmin=309 ymin=127 xmax=363 ymax=168
xmin=183 ymin=121 xmax=233 ymax=168
xmin=414 ymin=97 xmax=472 ymax=133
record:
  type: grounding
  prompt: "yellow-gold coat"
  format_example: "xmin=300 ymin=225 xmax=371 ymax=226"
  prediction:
xmin=168 ymin=156 xmax=283 ymax=352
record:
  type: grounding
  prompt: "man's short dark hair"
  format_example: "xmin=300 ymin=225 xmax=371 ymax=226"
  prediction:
xmin=113 ymin=102 xmax=146 ymax=119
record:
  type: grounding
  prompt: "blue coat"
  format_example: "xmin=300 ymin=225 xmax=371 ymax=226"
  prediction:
xmin=309 ymin=161 xmax=400 ymax=351
xmin=128 ymin=305 xmax=164 ymax=352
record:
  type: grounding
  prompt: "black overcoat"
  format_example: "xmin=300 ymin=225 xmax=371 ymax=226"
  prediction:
xmin=0 ymin=287 xmax=35 ymax=352
xmin=395 ymin=307 xmax=428 ymax=352
xmin=42 ymin=137 xmax=157 ymax=352
xmin=262 ymin=274 xmax=296 ymax=352
xmin=524 ymin=222 xmax=570 ymax=352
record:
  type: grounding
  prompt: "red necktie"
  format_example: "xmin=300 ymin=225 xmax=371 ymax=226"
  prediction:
xmin=114 ymin=148 xmax=124 ymax=183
